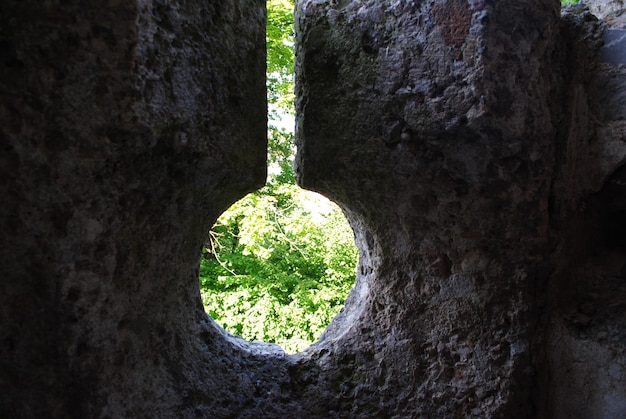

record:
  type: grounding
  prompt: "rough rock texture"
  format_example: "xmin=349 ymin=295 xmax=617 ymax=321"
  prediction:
xmin=1 ymin=0 xmax=625 ymax=418
xmin=542 ymin=3 xmax=626 ymax=417
xmin=296 ymin=0 xmax=626 ymax=417
xmin=588 ymin=0 xmax=626 ymax=27
xmin=295 ymin=0 xmax=561 ymax=416
xmin=587 ymin=0 xmax=626 ymax=31
xmin=0 ymin=1 xmax=270 ymax=417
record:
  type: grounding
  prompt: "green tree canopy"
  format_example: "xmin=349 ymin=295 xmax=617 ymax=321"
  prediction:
xmin=199 ymin=0 xmax=357 ymax=354
xmin=267 ymin=0 xmax=295 ymax=112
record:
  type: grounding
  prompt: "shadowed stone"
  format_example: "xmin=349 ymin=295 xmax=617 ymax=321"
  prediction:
xmin=1 ymin=0 xmax=625 ymax=417
xmin=601 ymin=29 xmax=626 ymax=64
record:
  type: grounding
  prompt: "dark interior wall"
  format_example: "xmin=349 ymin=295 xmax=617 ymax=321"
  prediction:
xmin=0 ymin=0 xmax=267 ymax=416
xmin=542 ymin=4 xmax=626 ymax=416
xmin=0 ymin=0 xmax=625 ymax=418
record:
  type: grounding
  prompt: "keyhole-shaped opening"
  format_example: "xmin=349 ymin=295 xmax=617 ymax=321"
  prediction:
xmin=199 ymin=0 xmax=357 ymax=354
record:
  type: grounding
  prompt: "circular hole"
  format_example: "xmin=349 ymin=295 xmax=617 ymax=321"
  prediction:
xmin=200 ymin=186 xmax=358 ymax=354
xmin=199 ymin=0 xmax=358 ymax=354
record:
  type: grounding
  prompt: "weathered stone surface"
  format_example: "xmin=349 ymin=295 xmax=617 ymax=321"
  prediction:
xmin=0 ymin=1 xmax=268 ymax=417
xmin=542 ymin=7 xmax=626 ymax=417
xmin=294 ymin=0 xmax=561 ymax=416
xmin=601 ymin=29 xmax=626 ymax=64
xmin=1 ymin=0 xmax=625 ymax=417
xmin=587 ymin=0 xmax=626 ymax=27
xmin=588 ymin=0 xmax=626 ymax=20
xmin=296 ymin=0 xmax=626 ymax=417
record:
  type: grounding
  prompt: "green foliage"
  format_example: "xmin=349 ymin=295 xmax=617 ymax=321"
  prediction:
xmin=266 ymin=0 xmax=295 ymax=111
xmin=202 ymin=0 xmax=579 ymax=353
xmin=200 ymin=185 xmax=357 ymax=353
xmin=199 ymin=0 xmax=357 ymax=354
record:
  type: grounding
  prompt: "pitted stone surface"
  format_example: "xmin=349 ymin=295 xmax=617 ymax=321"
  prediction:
xmin=1 ymin=0 xmax=626 ymax=418
xmin=0 ymin=1 xmax=270 ymax=417
xmin=294 ymin=0 xmax=561 ymax=416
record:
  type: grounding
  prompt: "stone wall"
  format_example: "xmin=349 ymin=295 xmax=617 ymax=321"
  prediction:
xmin=542 ymin=2 xmax=626 ymax=416
xmin=0 ymin=1 xmax=269 ymax=417
xmin=1 ymin=0 xmax=624 ymax=417
xmin=295 ymin=0 xmax=560 ymax=416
